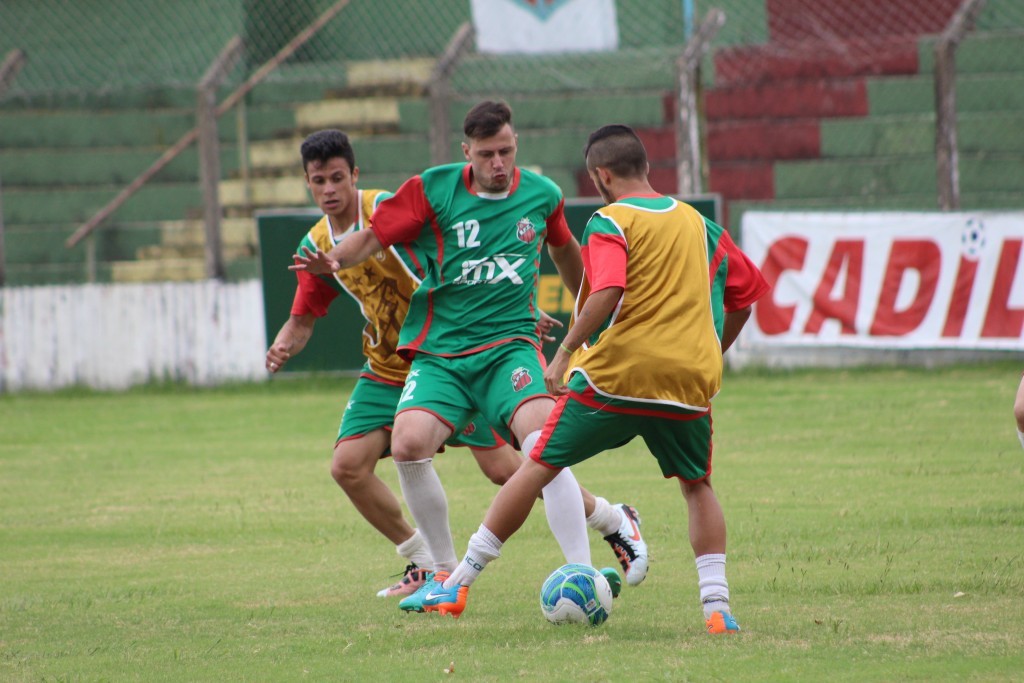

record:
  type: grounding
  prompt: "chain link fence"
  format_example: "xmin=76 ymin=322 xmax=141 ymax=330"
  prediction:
xmin=705 ymin=0 xmax=1024 ymax=89
xmin=1 ymin=0 xmax=1023 ymax=285
xmin=0 ymin=1 xmax=692 ymax=106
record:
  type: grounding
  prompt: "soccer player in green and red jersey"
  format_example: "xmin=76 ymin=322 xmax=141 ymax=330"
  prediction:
xmin=290 ymin=110 xmax=649 ymax=609
xmin=266 ymin=130 xmax=531 ymax=598
xmin=428 ymin=124 xmax=765 ymax=633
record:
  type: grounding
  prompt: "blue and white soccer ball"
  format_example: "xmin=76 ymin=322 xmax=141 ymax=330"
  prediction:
xmin=539 ymin=563 xmax=613 ymax=626
xmin=960 ymin=217 xmax=986 ymax=261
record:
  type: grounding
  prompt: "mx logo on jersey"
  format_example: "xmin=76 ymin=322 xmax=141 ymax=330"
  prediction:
xmin=512 ymin=0 xmax=570 ymax=21
xmin=454 ymin=254 xmax=526 ymax=286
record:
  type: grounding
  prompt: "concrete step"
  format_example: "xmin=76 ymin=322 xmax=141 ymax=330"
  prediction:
xmin=294 ymin=96 xmax=402 ymax=133
xmin=764 ymin=0 xmax=958 ymax=42
xmin=709 ymin=162 xmax=776 ymax=201
xmin=158 ymin=217 xmax=256 ymax=249
xmin=343 ymin=57 xmax=436 ymax=91
xmin=706 ymin=78 xmax=869 ymax=120
xmin=246 ymin=134 xmax=431 ymax=174
xmin=822 ymin=111 xmax=1024 ymax=157
xmin=0 ymin=146 xmax=238 ymax=188
xmin=136 ymin=243 xmax=255 ymax=261
xmin=707 ymin=120 xmax=821 ymax=161
xmin=869 ymin=73 xmax=1024 ymax=115
xmin=0 ymin=106 xmax=295 ymax=149
xmin=774 ymin=154 xmax=1024 ymax=199
xmin=109 ymin=258 xmax=207 ymax=283
xmin=712 ymin=37 xmax=919 ymax=88
xmin=918 ymin=31 xmax=1024 ymax=75
xmin=2 ymin=183 xmax=200 ymax=225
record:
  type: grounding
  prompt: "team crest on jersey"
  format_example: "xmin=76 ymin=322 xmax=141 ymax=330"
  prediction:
xmin=510 ymin=367 xmax=533 ymax=392
xmin=374 ymin=249 xmax=386 ymax=261
xmin=516 ymin=217 xmax=536 ymax=244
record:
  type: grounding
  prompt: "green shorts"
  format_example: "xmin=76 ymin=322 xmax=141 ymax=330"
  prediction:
xmin=396 ymin=341 xmax=549 ymax=447
xmin=532 ymin=374 xmax=713 ymax=482
xmin=339 ymin=372 xmax=503 ymax=452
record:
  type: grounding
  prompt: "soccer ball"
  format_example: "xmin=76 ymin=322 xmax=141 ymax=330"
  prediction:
xmin=539 ymin=563 xmax=613 ymax=626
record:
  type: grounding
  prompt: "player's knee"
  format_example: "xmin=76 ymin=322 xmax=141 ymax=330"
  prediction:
xmin=389 ymin=434 xmax=434 ymax=462
xmin=481 ymin=464 xmax=513 ymax=486
xmin=330 ymin=451 xmax=371 ymax=490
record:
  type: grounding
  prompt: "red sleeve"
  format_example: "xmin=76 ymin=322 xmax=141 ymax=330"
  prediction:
xmin=544 ymin=199 xmax=572 ymax=248
xmin=583 ymin=233 xmax=627 ymax=292
xmin=290 ymin=270 xmax=339 ymax=318
xmin=721 ymin=230 xmax=770 ymax=313
xmin=370 ymin=175 xmax=433 ymax=248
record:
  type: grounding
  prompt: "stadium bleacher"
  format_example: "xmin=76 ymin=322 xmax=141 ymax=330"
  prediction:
xmin=1 ymin=0 xmax=1022 ymax=285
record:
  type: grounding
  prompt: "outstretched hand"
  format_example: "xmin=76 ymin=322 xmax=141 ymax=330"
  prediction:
xmin=535 ymin=310 xmax=564 ymax=343
xmin=289 ymin=246 xmax=340 ymax=275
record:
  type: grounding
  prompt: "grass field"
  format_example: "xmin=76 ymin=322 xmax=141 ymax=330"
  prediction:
xmin=2 ymin=363 xmax=1023 ymax=682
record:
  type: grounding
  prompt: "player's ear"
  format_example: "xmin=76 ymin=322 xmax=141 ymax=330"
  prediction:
xmin=351 ymin=166 xmax=359 ymax=183
xmin=461 ymin=141 xmax=471 ymax=160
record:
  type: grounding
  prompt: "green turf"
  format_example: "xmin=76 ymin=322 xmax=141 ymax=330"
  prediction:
xmin=1 ymin=364 xmax=1022 ymax=681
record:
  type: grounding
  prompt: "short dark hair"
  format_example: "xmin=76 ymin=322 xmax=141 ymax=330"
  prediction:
xmin=584 ymin=124 xmax=647 ymax=179
xmin=300 ymin=129 xmax=355 ymax=173
xmin=463 ymin=100 xmax=513 ymax=140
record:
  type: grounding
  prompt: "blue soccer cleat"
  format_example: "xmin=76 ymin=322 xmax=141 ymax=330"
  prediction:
xmin=420 ymin=571 xmax=469 ymax=618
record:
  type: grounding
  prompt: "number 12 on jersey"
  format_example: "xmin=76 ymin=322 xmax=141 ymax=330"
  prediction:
xmin=453 ymin=220 xmax=481 ymax=248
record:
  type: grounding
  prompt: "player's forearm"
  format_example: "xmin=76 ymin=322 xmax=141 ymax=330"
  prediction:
xmin=273 ymin=315 xmax=315 ymax=357
xmin=560 ymin=287 xmax=623 ymax=352
xmin=721 ymin=307 xmax=752 ymax=352
xmin=549 ymin=239 xmax=584 ymax=297
xmin=327 ymin=229 xmax=384 ymax=271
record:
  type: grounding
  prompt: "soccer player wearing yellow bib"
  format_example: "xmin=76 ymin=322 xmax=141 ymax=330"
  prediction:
xmin=431 ymin=124 xmax=743 ymax=634
xmin=291 ymin=105 xmax=650 ymax=611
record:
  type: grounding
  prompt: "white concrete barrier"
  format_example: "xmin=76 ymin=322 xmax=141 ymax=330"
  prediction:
xmin=0 ymin=280 xmax=267 ymax=392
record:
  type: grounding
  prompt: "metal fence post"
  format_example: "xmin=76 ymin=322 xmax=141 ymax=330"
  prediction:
xmin=675 ymin=9 xmax=725 ymax=196
xmin=428 ymin=23 xmax=475 ymax=166
xmin=934 ymin=0 xmax=988 ymax=211
xmin=197 ymin=37 xmax=244 ymax=280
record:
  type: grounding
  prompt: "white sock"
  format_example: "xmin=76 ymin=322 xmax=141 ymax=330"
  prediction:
xmin=521 ymin=427 xmax=591 ymax=565
xmin=542 ymin=468 xmax=591 ymax=565
xmin=696 ymin=553 xmax=730 ymax=617
xmin=396 ymin=529 xmax=433 ymax=569
xmin=1018 ymin=428 xmax=1024 ymax=450
xmin=395 ymin=459 xmax=457 ymax=572
xmin=445 ymin=524 xmax=503 ymax=588
xmin=586 ymin=496 xmax=623 ymax=537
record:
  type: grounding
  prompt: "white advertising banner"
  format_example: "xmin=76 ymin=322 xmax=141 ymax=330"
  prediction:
xmin=470 ymin=0 xmax=619 ymax=54
xmin=741 ymin=211 xmax=1024 ymax=350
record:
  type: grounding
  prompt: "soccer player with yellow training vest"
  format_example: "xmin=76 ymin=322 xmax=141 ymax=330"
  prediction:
xmin=429 ymin=124 xmax=765 ymax=634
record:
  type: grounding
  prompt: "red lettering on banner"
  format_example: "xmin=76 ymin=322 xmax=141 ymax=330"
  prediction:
xmin=804 ymin=240 xmax=863 ymax=335
xmin=941 ymin=256 xmax=979 ymax=337
xmin=756 ymin=236 xmax=808 ymax=335
xmin=981 ymin=239 xmax=1024 ymax=338
xmin=869 ymin=239 xmax=940 ymax=336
